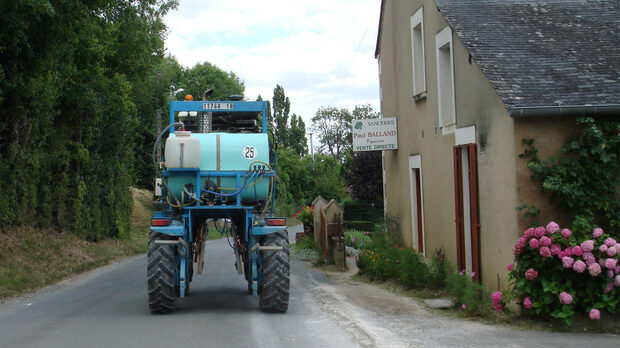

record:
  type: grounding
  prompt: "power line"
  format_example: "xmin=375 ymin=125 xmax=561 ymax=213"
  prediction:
xmin=332 ymin=16 xmax=372 ymax=105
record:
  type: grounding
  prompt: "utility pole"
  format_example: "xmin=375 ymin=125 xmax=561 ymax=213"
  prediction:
xmin=156 ymin=108 xmax=162 ymax=163
xmin=309 ymin=132 xmax=315 ymax=171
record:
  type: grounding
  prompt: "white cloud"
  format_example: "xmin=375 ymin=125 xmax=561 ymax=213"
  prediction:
xmin=164 ymin=0 xmax=381 ymax=128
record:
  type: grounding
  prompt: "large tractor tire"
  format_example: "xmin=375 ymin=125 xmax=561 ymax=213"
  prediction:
xmin=259 ymin=230 xmax=290 ymax=313
xmin=147 ymin=232 xmax=176 ymax=313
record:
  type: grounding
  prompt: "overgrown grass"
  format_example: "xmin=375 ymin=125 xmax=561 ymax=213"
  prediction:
xmin=350 ymin=214 xmax=494 ymax=317
xmin=0 ymin=187 xmax=154 ymax=301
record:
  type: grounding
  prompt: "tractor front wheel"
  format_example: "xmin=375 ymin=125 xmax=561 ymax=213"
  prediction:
xmin=259 ymin=230 xmax=290 ymax=313
xmin=147 ymin=232 xmax=176 ymax=313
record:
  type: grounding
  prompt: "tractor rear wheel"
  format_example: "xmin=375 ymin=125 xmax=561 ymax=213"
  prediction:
xmin=147 ymin=232 xmax=176 ymax=313
xmin=259 ymin=230 xmax=290 ymax=313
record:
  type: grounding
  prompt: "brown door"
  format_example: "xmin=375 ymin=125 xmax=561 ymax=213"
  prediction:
xmin=453 ymin=144 xmax=480 ymax=282
xmin=413 ymin=168 xmax=424 ymax=253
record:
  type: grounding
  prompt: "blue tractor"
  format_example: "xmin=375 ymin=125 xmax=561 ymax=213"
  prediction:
xmin=148 ymin=94 xmax=289 ymax=313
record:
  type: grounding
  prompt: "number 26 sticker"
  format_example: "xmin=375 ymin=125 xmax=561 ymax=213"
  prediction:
xmin=243 ymin=146 xmax=257 ymax=159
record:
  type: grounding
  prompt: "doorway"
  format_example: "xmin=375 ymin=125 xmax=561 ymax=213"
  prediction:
xmin=453 ymin=144 xmax=480 ymax=282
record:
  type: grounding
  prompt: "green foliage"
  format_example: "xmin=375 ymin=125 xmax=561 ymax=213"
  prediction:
xmin=294 ymin=236 xmax=317 ymax=251
xmin=181 ymin=62 xmax=244 ymax=101
xmin=429 ymin=247 xmax=449 ymax=290
xmin=348 ymin=151 xmax=383 ymax=200
xmin=521 ymin=117 xmax=620 ymax=234
xmin=344 ymin=230 xmax=372 ymax=249
xmin=269 ymin=84 xmax=307 ymax=155
xmin=293 ymin=205 xmax=314 ymax=226
xmin=516 ymin=204 xmax=541 ymax=227
xmin=0 ymin=0 xmax=176 ymax=240
xmin=311 ymin=106 xmax=353 ymax=162
xmin=356 ymin=244 xmax=449 ymax=291
xmin=274 ymin=148 xmax=346 ymax=216
xmin=272 ymin=84 xmax=291 ymax=147
xmin=446 ymin=271 xmax=493 ymax=316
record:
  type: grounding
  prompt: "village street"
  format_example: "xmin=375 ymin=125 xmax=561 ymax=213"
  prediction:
xmin=0 ymin=227 xmax=617 ymax=348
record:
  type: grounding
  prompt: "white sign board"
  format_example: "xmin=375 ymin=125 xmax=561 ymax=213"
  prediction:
xmin=352 ymin=118 xmax=398 ymax=151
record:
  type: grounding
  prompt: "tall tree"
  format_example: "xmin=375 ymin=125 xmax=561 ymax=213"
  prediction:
xmin=271 ymin=84 xmax=290 ymax=147
xmin=0 ymin=0 xmax=177 ymax=240
xmin=289 ymin=114 xmax=308 ymax=156
xmin=181 ymin=62 xmax=244 ymax=101
xmin=311 ymin=106 xmax=353 ymax=162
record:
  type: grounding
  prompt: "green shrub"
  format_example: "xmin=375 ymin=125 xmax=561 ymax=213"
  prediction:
xmin=446 ymin=271 xmax=492 ymax=316
xmin=428 ymin=247 xmax=449 ymax=290
xmin=344 ymin=230 xmax=372 ymax=249
xmin=397 ymin=247 xmax=430 ymax=289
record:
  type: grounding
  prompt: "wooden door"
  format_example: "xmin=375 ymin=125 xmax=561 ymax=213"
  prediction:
xmin=453 ymin=144 xmax=480 ymax=282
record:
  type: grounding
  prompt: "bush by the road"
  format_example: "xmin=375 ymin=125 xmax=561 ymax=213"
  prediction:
xmin=498 ymin=221 xmax=619 ymax=325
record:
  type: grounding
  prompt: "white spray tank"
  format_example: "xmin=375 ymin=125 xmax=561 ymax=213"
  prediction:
xmin=164 ymin=131 xmax=201 ymax=169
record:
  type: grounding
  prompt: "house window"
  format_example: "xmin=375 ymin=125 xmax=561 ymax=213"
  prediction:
xmin=409 ymin=155 xmax=425 ymax=255
xmin=436 ymin=26 xmax=456 ymax=134
xmin=410 ymin=8 xmax=426 ymax=100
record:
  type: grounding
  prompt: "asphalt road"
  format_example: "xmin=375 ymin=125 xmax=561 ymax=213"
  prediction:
xmin=1 ymin=225 xmax=618 ymax=348
xmin=0 ymin=230 xmax=356 ymax=348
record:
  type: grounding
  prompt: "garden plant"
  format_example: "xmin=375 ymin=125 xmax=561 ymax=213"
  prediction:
xmin=494 ymin=222 xmax=619 ymax=324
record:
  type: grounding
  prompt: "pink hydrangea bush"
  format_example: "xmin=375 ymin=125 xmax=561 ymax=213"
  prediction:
xmin=500 ymin=222 xmax=619 ymax=324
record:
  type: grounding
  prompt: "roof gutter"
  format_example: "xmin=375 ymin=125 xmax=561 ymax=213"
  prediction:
xmin=508 ymin=104 xmax=620 ymax=118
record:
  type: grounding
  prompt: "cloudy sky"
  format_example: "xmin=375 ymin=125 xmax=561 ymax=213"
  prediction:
xmin=164 ymin=0 xmax=381 ymax=127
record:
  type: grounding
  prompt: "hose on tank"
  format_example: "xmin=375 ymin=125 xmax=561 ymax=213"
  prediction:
xmin=153 ymin=122 xmax=184 ymax=209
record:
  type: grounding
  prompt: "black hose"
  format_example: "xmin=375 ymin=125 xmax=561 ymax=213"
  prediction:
xmin=153 ymin=122 xmax=184 ymax=209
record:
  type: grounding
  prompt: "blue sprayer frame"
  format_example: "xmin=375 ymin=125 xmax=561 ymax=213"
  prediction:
xmin=150 ymin=99 xmax=285 ymax=298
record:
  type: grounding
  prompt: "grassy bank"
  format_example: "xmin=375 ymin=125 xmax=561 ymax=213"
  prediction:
xmin=0 ymin=187 xmax=153 ymax=301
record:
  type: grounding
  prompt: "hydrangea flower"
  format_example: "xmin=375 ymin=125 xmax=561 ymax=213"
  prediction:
xmin=493 ymin=303 xmax=503 ymax=312
xmin=524 ymin=227 xmax=535 ymax=239
xmin=608 ymin=245 xmax=618 ymax=257
xmin=589 ymin=308 xmax=600 ymax=320
xmin=606 ymin=270 xmax=614 ymax=278
xmin=572 ymin=246 xmax=583 ymax=256
xmin=604 ymin=237 xmax=616 ymax=247
xmin=562 ymin=256 xmax=574 ymax=268
xmin=525 ymin=268 xmax=538 ymax=280
xmin=518 ymin=237 xmax=527 ymax=248
xmin=546 ymin=221 xmax=560 ymax=234
xmin=529 ymin=238 xmax=540 ymax=249
xmin=583 ymin=252 xmax=596 ymax=265
xmin=491 ymin=291 xmax=503 ymax=304
xmin=604 ymin=282 xmax=613 ymax=294
xmin=600 ymin=244 xmax=609 ymax=253
xmin=588 ymin=263 xmax=602 ymax=277
xmin=506 ymin=264 xmax=513 ymax=271
xmin=558 ymin=250 xmax=567 ymax=259
xmin=550 ymin=244 xmax=561 ymax=255
xmin=539 ymin=247 xmax=551 ymax=258
xmin=581 ymin=240 xmax=595 ymax=253
xmin=512 ymin=244 xmax=523 ymax=256
xmin=534 ymin=227 xmax=546 ymax=238
xmin=540 ymin=236 xmax=552 ymax=247
xmin=604 ymin=258 xmax=617 ymax=270
xmin=592 ymin=228 xmax=604 ymax=238
xmin=561 ymin=228 xmax=572 ymax=239
xmin=573 ymin=260 xmax=586 ymax=273
xmin=559 ymin=292 xmax=573 ymax=305
xmin=523 ymin=297 xmax=532 ymax=309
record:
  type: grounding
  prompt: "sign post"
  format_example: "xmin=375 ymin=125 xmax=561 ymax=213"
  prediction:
xmin=352 ymin=118 xmax=398 ymax=152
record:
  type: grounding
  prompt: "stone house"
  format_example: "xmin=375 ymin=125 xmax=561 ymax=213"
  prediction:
xmin=375 ymin=0 xmax=619 ymax=288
